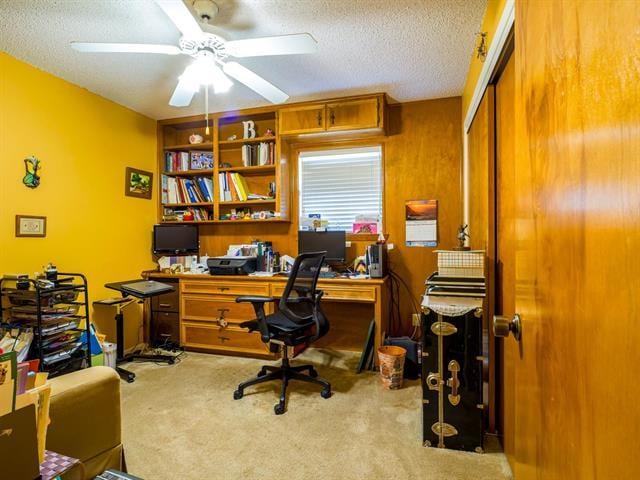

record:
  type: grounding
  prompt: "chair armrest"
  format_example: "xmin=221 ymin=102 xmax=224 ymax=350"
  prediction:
xmin=47 ymin=366 xmax=122 ymax=477
xmin=236 ymin=295 xmax=275 ymax=304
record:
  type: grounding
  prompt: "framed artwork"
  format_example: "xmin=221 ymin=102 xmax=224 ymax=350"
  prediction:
xmin=125 ymin=167 xmax=153 ymax=199
xmin=15 ymin=215 xmax=47 ymax=237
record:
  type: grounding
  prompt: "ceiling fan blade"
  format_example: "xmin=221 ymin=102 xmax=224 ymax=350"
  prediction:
xmin=71 ymin=42 xmax=182 ymax=55
xmin=169 ymin=74 xmax=199 ymax=107
xmin=222 ymin=62 xmax=289 ymax=104
xmin=154 ymin=0 xmax=202 ymax=38
xmin=225 ymin=33 xmax=318 ymax=57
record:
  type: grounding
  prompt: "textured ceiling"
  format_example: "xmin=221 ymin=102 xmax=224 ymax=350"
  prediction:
xmin=0 ymin=0 xmax=486 ymax=119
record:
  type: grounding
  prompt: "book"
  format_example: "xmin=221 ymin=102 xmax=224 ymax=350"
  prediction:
xmin=0 ymin=351 xmax=17 ymax=414
xmin=236 ymin=174 xmax=251 ymax=200
xmin=228 ymin=173 xmax=241 ymax=201
xmin=190 ymin=151 xmax=214 ymax=170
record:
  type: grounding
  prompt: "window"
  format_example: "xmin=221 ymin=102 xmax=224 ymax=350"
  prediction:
xmin=298 ymin=146 xmax=383 ymax=232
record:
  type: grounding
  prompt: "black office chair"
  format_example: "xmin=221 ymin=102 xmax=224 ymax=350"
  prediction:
xmin=233 ymin=251 xmax=331 ymax=414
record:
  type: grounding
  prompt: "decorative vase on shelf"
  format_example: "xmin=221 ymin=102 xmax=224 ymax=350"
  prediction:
xmin=189 ymin=134 xmax=204 ymax=144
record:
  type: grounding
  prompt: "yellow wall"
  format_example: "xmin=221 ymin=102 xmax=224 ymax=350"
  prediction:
xmin=0 ymin=52 xmax=157 ymax=348
xmin=461 ymin=0 xmax=509 ymax=116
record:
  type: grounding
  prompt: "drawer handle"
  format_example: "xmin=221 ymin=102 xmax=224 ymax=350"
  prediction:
xmin=218 ymin=336 xmax=230 ymax=343
xmin=329 ymin=109 xmax=335 ymax=125
xmin=317 ymin=110 xmax=322 ymax=126
xmin=218 ymin=287 xmax=229 ymax=291
xmin=159 ymin=303 xmax=171 ymax=308
xmin=217 ymin=308 xmax=229 ymax=328
xmin=446 ymin=360 xmax=461 ymax=406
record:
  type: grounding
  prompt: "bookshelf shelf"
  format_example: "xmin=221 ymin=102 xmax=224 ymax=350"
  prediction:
xmin=215 ymin=218 xmax=288 ymax=224
xmin=220 ymin=199 xmax=276 ymax=206
xmin=218 ymin=136 xmax=276 ymax=149
xmin=218 ymin=165 xmax=275 ymax=175
xmin=164 ymin=142 xmax=213 ymax=150
xmin=161 ymin=220 xmax=217 ymax=225
xmin=162 ymin=169 xmax=214 ymax=176
xmin=162 ymin=202 xmax=213 ymax=207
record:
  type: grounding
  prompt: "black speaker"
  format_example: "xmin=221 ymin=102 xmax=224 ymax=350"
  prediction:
xmin=384 ymin=336 xmax=420 ymax=379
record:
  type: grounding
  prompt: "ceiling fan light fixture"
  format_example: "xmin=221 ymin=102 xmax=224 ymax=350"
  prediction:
xmin=182 ymin=55 xmax=232 ymax=94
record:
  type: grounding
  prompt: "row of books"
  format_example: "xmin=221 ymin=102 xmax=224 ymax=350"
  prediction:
xmin=165 ymin=151 xmax=214 ymax=172
xmin=242 ymin=142 xmax=275 ymax=167
xmin=162 ymin=175 xmax=214 ymax=204
xmin=218 ymin=172 xmax=252 ymax=202
xmin=162 ymin=207 xmax=212 ymax=222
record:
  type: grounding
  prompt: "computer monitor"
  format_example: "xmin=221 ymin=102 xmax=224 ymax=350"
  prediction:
xmin=153 ymin=224 xmax=199 ymax=255
xmin=298 ymin=231 xmax=346 ymax=262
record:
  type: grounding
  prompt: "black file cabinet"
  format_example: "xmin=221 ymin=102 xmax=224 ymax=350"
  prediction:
xmin=421 ymin=308 xmax=484 ymax=452
xmin=150 ymin=279 xmax=180 ymax=347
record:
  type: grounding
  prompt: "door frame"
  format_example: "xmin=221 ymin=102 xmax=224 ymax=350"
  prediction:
xmin=462 ymin=7 xmax=515 ymax=432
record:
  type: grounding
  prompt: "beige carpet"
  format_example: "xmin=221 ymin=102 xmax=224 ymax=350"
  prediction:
xmin=121 ymin=349 xmax=513 ymax=480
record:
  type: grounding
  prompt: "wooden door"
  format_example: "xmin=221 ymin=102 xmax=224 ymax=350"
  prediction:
xmin=278 ymin=104 xmax=326 ymax=135
xmin=508 ymin=1 xmax=640 ymax=478
xmin=467 ymin=87 xmax=497 ymax=431
xmin=325 ymin=97 xmax=379 ymax=131
xmin=494 ymin=52 xmax=516 ymax=465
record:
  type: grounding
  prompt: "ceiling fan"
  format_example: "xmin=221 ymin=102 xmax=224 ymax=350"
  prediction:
xmin=70 ymin=0 xmax=317 ymax=107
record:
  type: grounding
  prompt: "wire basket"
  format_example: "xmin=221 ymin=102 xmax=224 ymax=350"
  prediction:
xmin=435 ymin=250 xmax=485 ymax=278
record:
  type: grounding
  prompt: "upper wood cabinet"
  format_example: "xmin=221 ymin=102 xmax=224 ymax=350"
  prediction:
xmin=278 ymin=104 xmax=326 ymax=135
xmin=325 ymin=97 xmax=380 ymax=131
xmin=278 ymin=94 xmax=385 ymax=136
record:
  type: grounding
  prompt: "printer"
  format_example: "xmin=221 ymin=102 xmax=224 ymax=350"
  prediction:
xmin=207 ymin=256 xmax=257 ymax=275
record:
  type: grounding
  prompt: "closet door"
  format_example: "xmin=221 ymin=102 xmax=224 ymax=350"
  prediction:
xmin=466 ymin=86 xmax=496 ymax=431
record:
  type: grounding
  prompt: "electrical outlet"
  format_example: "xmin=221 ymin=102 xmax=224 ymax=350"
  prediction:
xmin=412 ymin=313 xmax=421 ymax=326
xmin=345 ymin=241 xmax=352 ymax=247
xmin=387 ymin=243 xmax=395 ymax=250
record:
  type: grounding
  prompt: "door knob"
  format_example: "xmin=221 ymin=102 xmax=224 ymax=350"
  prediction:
xmin=493 ymin=313 xmax=522 ymax=341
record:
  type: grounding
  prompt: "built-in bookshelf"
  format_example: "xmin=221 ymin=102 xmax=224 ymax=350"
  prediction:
xmin=157 ymin=108 xmax=289 ymax=224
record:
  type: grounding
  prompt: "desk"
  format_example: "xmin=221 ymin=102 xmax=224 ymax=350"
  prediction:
xmin=143 ymin=271 xmax=389 ymax=362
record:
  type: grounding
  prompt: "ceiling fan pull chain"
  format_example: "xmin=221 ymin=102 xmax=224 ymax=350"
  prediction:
xmin=205 ymin=84 xmax=210 ymax=135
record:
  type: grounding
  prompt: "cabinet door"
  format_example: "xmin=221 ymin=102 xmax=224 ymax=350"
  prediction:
xmin=325 ymin=97 xmax=380 ymax=131
xmin=278 ymin=104 xmax=326 ymax=134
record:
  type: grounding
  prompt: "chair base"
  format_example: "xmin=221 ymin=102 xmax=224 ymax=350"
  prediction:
xmin=233 ymin=352 xmax=331 ymax=415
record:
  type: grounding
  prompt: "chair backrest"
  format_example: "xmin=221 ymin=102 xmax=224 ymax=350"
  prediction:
xmin=278 ymin=251 xmax=326 ymax=322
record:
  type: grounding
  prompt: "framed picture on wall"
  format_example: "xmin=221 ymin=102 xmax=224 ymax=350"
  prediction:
xmin=15 ymin=215 xmax=47 ymax=237
xmin=125 ymin=167 xmax=153 ymax=199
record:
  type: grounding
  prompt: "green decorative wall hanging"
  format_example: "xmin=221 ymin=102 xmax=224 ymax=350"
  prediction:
xmin=23 ymin=155 xmax=41 ymax=189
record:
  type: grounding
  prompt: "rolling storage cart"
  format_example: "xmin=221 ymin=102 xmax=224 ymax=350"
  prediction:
xmin=0 ymin=273 xmax=91 ymax=377
xmin=420 ymin=251 xmax=485 ymax=452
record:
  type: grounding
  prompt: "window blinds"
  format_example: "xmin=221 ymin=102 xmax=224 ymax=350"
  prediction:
xmin=298 ymin=146 xmax=382 ymax=231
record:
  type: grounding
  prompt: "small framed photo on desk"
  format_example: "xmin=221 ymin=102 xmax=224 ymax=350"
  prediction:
xmin=15 ymin=215 xmax=46 ymax=237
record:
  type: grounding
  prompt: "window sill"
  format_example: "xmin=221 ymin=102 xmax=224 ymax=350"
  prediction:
xmin=346 ymin=233 xmax=379 ymax=242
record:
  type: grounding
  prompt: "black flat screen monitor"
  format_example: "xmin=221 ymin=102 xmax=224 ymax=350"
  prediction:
xmin=153 ymin=224 xmax=199 ymax=255
xmin=298 ymin=231 xmax=346 ymax=262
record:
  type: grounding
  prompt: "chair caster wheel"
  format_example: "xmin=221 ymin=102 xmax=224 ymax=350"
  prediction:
xmin=309 ymin=369 xmax=318 ymax=378
xmin=233 ymin=390 xmax=243 ymax=400
xmin=126 ymin=377 xmax=135 ymax=384
xmin=257 ymin=369 xmax=267 ymax=377
xmin=168 ymin=358 xmax=175 ymax=365
xmin=321 ymin=388 xmax=332 ymax=399
xmin=274 ymin=404 xmax=285 ymax=415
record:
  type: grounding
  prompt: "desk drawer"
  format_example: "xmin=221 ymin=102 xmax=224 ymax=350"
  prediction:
xmin=181 ymin=294 xmax=264 ymax=324
xmin=270 ymin=283 xmax=376 ymax=302
xmin=151 ymin=289 xmax=179 ymax=312
xmin=181 ymin=279 xmax=269 ymax=296
xmin=181 ymin=322 xmax=268 ymax=354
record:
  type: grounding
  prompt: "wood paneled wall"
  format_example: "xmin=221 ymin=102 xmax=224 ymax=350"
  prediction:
xmin=200 ymin=97 xmax=462 ymax=334
xmin=384 ymin=98 xmax=462 ymax=329
xmin=510 ymin=1 xmax=640 ymax=478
